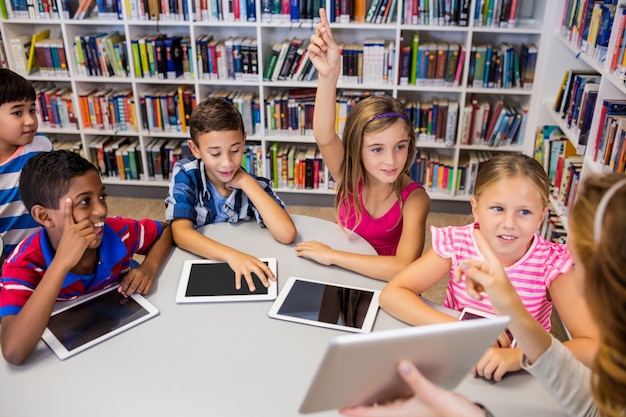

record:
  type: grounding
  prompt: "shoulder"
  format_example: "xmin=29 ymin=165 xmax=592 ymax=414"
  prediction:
xmin=175 ymin=157 xmax=200 ymax=173
xmin=27 ymin=134 xmax=53 ymax=152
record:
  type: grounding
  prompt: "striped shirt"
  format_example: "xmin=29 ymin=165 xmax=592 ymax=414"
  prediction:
xmin=431 ymin=223 xmax=572 ymax=331
xmin=164 ymin=157 xmax=286 ymax=227
xmin=0 ymin=134 xmax=53 ymax=258
xmin=0 ymin=217 xmax=162 ymax=317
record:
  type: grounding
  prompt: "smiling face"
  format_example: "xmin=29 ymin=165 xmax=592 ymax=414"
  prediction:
xmin=188 ymin=130 xmax=246 ymax=192
xmin=471 ymin=176 xmax=548 ymax=266
xmin=43 ymin=170 xmax=108 ymax=250
xmin=360 ymin=120 xmax=410 ymax=185
xmin=0 ymin=99 xmax=38 ymax=152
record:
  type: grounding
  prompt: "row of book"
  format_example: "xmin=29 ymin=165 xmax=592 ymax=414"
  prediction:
xmin=338 ymin=40 xmax=395 ymax=85
xmin=259 ymin=0 xmax=320 ymax=23
xmin=9 ymin=30 xmax=69 ymax=77
xmin=129 ymin=34 xmax=189 ymax=79
xmin=399 ymin=36 xmax=465 ymax=87
xmin=78 ymin=88 xmax=138 ymax=131
xmin=540 ymin=209 xmax=568 ymax=244
xmin=560 ymin=0 xmax=618 ymax=65
xmin=263 ymin=38 xmax=316 ymax=83
xmin=405 ymin=98 xmax=458 ymax=144
xmin=329 ymin=0 xmax=396 ymax=24
xmin=196 ymin=36 xmax=258 ymax=82
xmin=74 ymin=31 xmax=129 ymax=77
xmin=533 ymin=125 xmax=582 ymax=219
xmin=593 ymin=98 xmax=626 ymax=173
xmin=137 ymin=86 xmax=195 ymax=134
xmin=552 ymin=68 xmax=600 ymax=153
xmin=607 ymin=5 xmax=626 ymax=80
xmin=264 ymin=89 xmax=314 ymax=136
xmin=265 ymin=143 xmax=329 ymax=190
xmin=459 ymin=94 xmax=527 ymax=146
xmin=33 ymin=82 xmax=79 ymax=129
xmin=467 ymin=42 xmax=537 ymax=90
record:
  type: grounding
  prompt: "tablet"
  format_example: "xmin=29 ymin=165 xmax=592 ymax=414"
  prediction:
xmin=41 ymin=285 xmax=159 ymax=360
xmin=267 ymin=276 xmax=380 ymax=333
xmin=299 ymin=315 xmax=511 ymax=413
xmin=459 ymin=306 xmax=516 ymax=347
xmin=176 ymin=258 xmax=277 ymax=303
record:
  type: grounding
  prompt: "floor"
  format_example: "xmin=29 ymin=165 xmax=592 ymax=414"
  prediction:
xmin=107 ymin=196 xmax=567 ymax=341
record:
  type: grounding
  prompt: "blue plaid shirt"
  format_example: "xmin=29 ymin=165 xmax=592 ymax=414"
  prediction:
xmin=165 ymin=157 xmax=286 ymax=227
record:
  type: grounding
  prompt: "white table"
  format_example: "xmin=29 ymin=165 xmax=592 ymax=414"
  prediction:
xmin=0 ymin=215 xmax=567 ymax=417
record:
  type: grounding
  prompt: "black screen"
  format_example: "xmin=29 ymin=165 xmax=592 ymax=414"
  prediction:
xmin=185 ymin=262 xmax=269 ymax=296
xmin=277 ymin=280 xmax=375 ymax=329
xmin=47 ymin=289 xmax=149 ymax=351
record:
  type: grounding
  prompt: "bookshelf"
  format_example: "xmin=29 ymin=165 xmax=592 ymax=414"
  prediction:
xmin=0 ymin=0 xmax=553 ymax=202
xmin=536 ymin=0 xmax=626 ymax=239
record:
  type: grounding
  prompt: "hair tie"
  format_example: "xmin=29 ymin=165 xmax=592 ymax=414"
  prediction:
xmin=368 ymin=112 xmax=410 ymax=123
xmin=593 ymin=178 xmax=626 ymax=244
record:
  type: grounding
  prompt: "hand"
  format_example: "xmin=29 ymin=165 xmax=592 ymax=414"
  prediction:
xmin=224 ymin=251 xmax=276 ymax=291
xmin=340 ymin=360 xmax=485 ymax=417
xmin=472 ymin=347 xmax=523 ymax=382
xmin=453 ymin=229 xmax=518 ymax=316
xmin=224 ymin=167 xmax=250 ymax=190
xmin=119 ymin=265 xmax=156 ymax=297
xmin=55 ymin=197 xmax=96 ymax=270
xmin=308 ymin=8 xmax=341 ymax=78
xmin=294 ymin=240 xmax=335 ymax=265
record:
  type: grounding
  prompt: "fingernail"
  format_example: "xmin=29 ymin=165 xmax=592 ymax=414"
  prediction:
xmin=400 ymin=362 xmax=411 ymax=375
xmin=460 ymin=261 xmax=469 ymax=269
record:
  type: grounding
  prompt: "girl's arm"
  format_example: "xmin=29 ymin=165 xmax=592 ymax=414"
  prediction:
xmin=548 ymin=270 xmax=599 ymax=367
xmin=308 ymin=8 xmax=345 ymax=181
xmin=380 ymin=249 xmax=458 ymax=325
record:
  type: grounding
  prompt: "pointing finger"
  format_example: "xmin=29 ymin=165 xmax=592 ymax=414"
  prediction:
xmin=64 ymin=197 xmax=75 ymax=225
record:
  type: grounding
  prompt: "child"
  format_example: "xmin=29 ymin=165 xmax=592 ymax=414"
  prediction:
xmin=0 ymin=150 xmax=173 ymax=365
xmin=380 ymin=153 xmax=598 ymax=381
xmin=342 ymin=173 xmax=626 ymax=417
xmin=165 ymin=97 xmax=296 ymax=291
xmin=295 ymin=8 xmax=431 ymax=281
xmin=0 ymin=68 xmax=53 ymax=259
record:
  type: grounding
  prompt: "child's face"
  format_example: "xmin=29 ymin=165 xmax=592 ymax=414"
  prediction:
xmin=360 ymin=120 xmax=410 ymax=185
xmin=0 ymin=100 xmax=38 ymax=150
xmin=471 ymin=176 xmax=548 ymax=266
xmin=188 ymin=130 xmax=245 ymax=190
xmin=44 ymin=170 xmax=108 ymax=250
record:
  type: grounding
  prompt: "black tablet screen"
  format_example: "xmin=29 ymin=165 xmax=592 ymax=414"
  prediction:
xmin=47 ymin=290 xmax=149 ymax=351
xmin=277 ymin=280 xmax=374 ymax=329
xmin=185 ymin=262 xmax=269 ymax=296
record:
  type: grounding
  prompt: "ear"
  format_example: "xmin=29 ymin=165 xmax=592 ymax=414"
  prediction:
xmin=537 ymin=206 xmax=549 ymax=230
xmin=470 ymin=197 xmax=479 ymax=223
xmin=187 ymin=139 xmax=201 ymax=159
xmin=30 ymin=205 xmax=53 ymax=228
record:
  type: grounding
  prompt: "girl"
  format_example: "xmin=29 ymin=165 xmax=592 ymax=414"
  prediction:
xmin=342 ymin=173 xmax=626 ymax=417
xmin=380 ymin=153 xmax=598 ymax=381
xmin=295 ymin=8 xmax=431 ymax=281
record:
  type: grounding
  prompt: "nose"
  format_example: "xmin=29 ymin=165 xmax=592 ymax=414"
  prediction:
xmin=24 ymin=112 xmax=36 ymax=127
xmin=93 ymin=198 xmax=107 ymax=218
xmin=503 ymin=211 xmax=515 ymax=229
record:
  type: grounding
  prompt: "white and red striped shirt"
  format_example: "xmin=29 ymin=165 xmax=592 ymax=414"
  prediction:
xmin=431 ymin=223 xmax=572 ymax=331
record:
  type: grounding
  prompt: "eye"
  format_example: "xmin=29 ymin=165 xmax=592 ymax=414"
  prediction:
xmin=395 ymin=144 xmax=406 ymax=151
xmin=78 ymin=198 xmax=90 ymax=206
xmin=231 ymin=147 xmax=241 ymax=154
xmin=520 ymin=209 xmax=531 ymax=216
xmin=491 ymin=206 xmax=503 ymax=212
xmin=12 ymin=110 xmax=22 ymax=116
xmin=210 ymin=153 xmax=220 ymax=157
xmin=100 ymin=193 xmax=108 ymax=201
xmin=371 ymin=147 xmax=383 ymax=153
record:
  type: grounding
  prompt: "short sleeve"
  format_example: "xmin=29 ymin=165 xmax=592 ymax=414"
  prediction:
xmin=545 ymin=243 xmax=573 ymax=288
xmin=430 ymin=225 xmax=456 ymax=260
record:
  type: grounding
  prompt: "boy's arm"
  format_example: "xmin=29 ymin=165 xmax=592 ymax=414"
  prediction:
xmin=171 ymin=218 xmax=275 ymax=291
xmin=380 ymin=249 xmax=457 ymax=325
xmin=0 ymin=198 xmax=95 ymax=365
xmin=308 ymin=8 xmax=344 ymax=181
xmin=227 ymin=169 xmax=296 ymax=244
xmin=119 ymin=222 xmax=173 ymax=296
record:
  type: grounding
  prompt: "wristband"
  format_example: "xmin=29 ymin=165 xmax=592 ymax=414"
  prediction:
xmin=474 ymin=402 xmax=495 ymax=417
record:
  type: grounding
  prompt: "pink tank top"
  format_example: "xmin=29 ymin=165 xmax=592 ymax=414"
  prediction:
xmin=339 ymin=182 xmax=422 ymax=256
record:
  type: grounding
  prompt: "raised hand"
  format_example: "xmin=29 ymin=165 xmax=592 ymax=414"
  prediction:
xmin=55 ymin=197 xmax=96 ymax=270
xmin=308 ymin=8 xmax=341 ymax=78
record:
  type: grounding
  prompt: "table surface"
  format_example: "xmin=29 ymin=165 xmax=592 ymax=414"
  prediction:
xmin=0 ymin=215 xmax=567 ymax=417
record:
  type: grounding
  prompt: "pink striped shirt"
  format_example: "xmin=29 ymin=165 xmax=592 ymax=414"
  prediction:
xmin=431 ymin=223 xmax=572 ymax=330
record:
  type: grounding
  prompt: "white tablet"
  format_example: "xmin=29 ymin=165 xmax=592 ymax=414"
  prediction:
xmin=267 ymin=276 xmax=380 ymax=333
xmin=176 ymin=258 xmax=277 ymax=303
xmin=299 ymin=316 xmax=511 ymax=413
xmin=41 ymin=285 xmax=159 ymax=360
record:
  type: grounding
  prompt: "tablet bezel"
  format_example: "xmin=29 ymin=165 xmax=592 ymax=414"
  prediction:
xmin=175 ymin=258 xmax=278 ymax=303
xmin=267 ymin=276 xmax=380 ymax=333
xmin=41 ymin=284 xmax=159 ymax=361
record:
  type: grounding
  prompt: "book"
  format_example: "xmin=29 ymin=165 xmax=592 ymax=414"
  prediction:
xmin=26 ymin=29 xmax=50 ymax=75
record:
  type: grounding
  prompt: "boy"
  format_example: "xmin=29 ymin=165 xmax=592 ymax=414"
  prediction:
xmin=165 ymin=97 xmax=296 ymax=291
xmin=0 ymin=150 xmax=173 ymax=365
xmin=0 ymin=68 xmax=53 ymax=259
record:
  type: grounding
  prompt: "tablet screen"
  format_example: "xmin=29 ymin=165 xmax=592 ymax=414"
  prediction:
xmin=186 ymin=262 xmax=268 ymax=296
xmin=268 ymin=277 xmax=380 ymax=333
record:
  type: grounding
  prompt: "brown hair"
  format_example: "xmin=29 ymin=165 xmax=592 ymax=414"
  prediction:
xmin=189 ymin=97 xmax=245 ymax=146
xmin=473 ymin=153 xmax=549 ymax=208
xmin=335 ymin=95 xmax=416 ymax=229
xmin=570 ymin=173 xmax=626 ymax=417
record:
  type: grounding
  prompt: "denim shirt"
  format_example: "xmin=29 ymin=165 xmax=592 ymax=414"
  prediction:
xmin=164 ymin=157 xmax=285 ymax=227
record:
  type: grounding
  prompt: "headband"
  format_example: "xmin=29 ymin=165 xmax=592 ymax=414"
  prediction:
xmin=368 ymin=112 xmax=410 ymax=123
xmin=593 ymin=178 xmax=626 ymax=244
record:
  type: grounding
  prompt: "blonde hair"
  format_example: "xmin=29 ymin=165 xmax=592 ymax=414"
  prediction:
xmin=570 ymin=173 xmax=626 ymax=417
xmin=473 ymin=153 xmax=549 ymax=208
xmin=335 ymin=95 xmax=416 ymax=229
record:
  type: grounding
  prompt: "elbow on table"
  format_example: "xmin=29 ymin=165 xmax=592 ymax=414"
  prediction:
xmin=274 ymin=225 xmax=297 ymax=245
xmin=2 ymin=343 xmax=30 ymax=366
